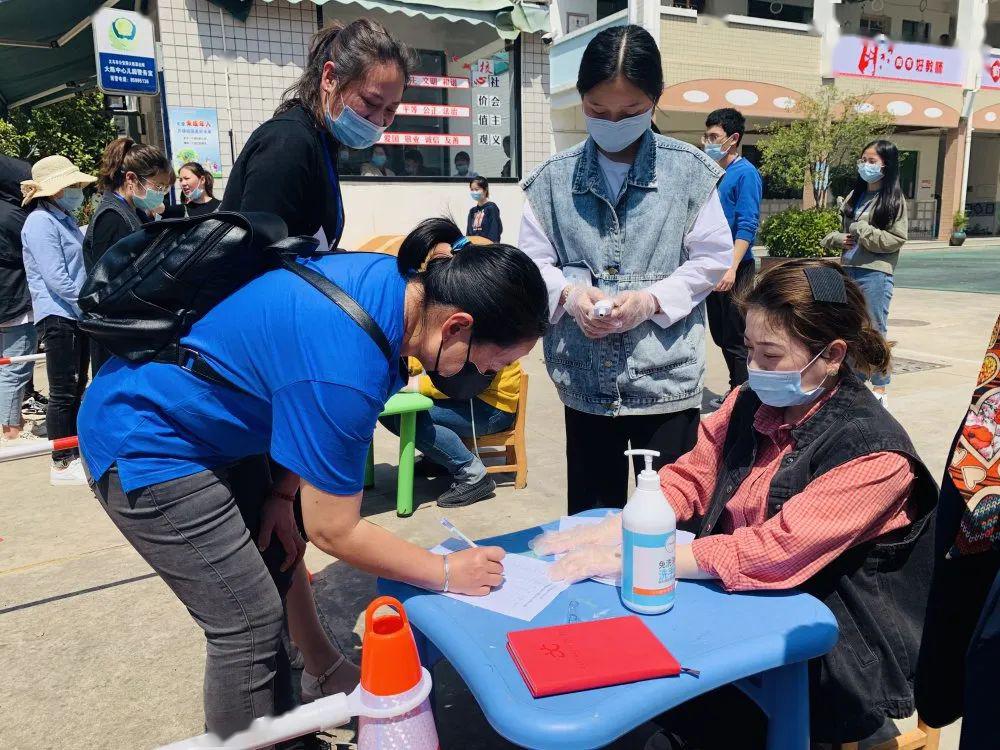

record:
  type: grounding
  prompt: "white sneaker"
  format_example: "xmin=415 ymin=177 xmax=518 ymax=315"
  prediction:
xmin=874 ymin=392 xmax=889 ymax=409
xmin=0 ymin=430 xmax=42 ymax=449
xmin=50 ymin=457 xmax=88 ymax=486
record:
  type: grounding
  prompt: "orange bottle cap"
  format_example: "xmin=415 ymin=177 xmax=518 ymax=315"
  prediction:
xmin=360 ymin=596 xmax=424 ymax=696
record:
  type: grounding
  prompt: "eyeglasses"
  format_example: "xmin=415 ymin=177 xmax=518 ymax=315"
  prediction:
xmin=856 ymin=159 xmax=882 ymax=167
xmin=140 ymin=178 xmax=170 ymax=193
xmin=701 ymin=134 xmax=732 ymax=146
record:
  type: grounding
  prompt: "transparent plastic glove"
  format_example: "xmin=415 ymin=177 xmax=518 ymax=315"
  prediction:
xmin=564 ymin=286 xmax=619 ymax=339
xmin=549 ymin=544 xmax=623 ymax=583
xmin=608 ymin=290 xmax=659 ymax=333
xmin=529 ymin=513 xmax=622 ymax=556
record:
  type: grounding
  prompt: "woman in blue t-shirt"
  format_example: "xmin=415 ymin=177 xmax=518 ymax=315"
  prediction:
xmin=77 ymin=216 xmax=549 ymax=740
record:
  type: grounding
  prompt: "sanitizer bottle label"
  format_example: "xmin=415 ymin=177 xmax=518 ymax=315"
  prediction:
xmin=622 ymin=529 xmax=676 ymax=610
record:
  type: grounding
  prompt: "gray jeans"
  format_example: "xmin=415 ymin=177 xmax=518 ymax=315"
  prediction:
xmin=92 ymin=456 xmax=295 ymax=738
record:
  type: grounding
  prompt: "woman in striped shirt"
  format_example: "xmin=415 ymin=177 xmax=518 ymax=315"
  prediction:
xmin=536 ymin=260 xmax=938 ymax=748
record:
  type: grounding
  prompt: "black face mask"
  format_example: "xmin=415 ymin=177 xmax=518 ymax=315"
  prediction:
xmin=426 ymin=336 xmax=494 ymax=400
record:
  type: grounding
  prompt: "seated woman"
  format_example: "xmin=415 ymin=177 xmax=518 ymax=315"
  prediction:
xmin=383 ymin=357 xmax=520 ymax=508
xmin=536 ymin=259 xmax=938 ymax=748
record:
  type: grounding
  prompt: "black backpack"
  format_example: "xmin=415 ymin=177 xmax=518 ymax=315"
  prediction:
xmin=79 ymin=211 xmax=392 ymax=388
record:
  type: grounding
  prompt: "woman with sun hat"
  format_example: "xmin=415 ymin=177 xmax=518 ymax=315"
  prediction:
xmin=19 ymin=154 xmax=96 ymax=485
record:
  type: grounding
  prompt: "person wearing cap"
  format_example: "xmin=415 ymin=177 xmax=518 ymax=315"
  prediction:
xmin=536 ymin=261 xmax=937 ymax=748
xmin=20 ymin=155 xmax=97 ymax=485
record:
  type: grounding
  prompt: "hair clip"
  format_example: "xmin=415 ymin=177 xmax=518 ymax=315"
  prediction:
xmin=451 ymin=236 xmax=471 ymax=252
xmin=804 ymin=266 xmax=848 ymax=304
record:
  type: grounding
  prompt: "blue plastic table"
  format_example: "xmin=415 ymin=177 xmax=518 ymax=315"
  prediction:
xmin=378 ymin=511 xmax=839 ymax=750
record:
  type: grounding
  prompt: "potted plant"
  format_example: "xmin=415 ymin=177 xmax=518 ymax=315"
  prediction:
xmin=950 ymin=210 xmax=968 ymax=247
xmin=758 ymin=207 xmax=842 ymax=271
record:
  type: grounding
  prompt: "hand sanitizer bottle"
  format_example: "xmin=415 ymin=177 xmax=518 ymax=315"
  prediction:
xmin=621 ymin=449 xmax=676 ymax=615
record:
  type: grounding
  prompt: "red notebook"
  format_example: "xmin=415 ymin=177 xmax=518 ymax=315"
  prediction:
xmin=506 ymin=616 xmax=681 ymax=698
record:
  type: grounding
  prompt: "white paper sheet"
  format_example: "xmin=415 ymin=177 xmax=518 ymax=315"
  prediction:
xmin=429 ymin=540 xmax=569 ymax=622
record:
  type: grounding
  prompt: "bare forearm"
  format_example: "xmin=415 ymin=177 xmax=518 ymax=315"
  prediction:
xmin=676 ymin=544 xmax=716 ymax=581
xmin=729 ymin=239 xmax=749 ymax=274
xmin=318 ymin=519 xmax=445 ymax=590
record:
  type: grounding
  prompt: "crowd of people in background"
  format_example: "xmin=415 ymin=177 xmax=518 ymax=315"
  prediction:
xmin=0 ymin=14 xmax=996 ymax=750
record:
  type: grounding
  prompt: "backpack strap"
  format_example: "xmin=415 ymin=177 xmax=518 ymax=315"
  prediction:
xmin=276 ymin=252 xmax=393 ymax=361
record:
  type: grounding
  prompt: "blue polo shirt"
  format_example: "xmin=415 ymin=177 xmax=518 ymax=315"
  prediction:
xmin=718 ymin=157 xmax=763 ymax=263
xmin=79 ymin=252 xmax=407 ymax=495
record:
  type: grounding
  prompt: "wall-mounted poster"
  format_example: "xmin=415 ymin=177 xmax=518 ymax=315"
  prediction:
xmin=168 ymin=107 xmax=223 ymax=178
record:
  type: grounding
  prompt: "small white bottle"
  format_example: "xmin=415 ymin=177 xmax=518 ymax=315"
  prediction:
xmin=620 ymin=449 xmax=677 ymax=615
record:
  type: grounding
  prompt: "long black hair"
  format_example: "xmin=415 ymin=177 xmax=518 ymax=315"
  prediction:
xmin=396 ymin=218 xmax=548 ymax=346
xmin=577 ymin=24 xmax=663 ymax=103
xmin=277 ymin=19 xmax=414 ymax=126
xmin=845 ymin=139 xmax=903 ymax=230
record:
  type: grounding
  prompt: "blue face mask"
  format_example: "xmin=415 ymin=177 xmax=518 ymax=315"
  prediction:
xmin=371 ymin=153 xmax=387 ymax=168
xmin=54 ymin=187 xmax=84 ymax=214
xmin=747 ymin=348 xmax=829 ymax=407
xmin=470 ymin=191 xmax=483 ymax=201
xmin=187 ymin=186 xmax=204 ymax=201
xmin=325 ymin=97 xmax=385 ymax=150
xmin=584 ymin=108 xmax=653 ymax=154
xmin=857 ymin=162 xmax=883 ymax=184
xmin=133 ymin=181 xmax=165 ymax=212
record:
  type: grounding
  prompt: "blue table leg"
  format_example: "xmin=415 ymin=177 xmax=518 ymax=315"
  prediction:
xmin=756 ymin=662 xmax=810 ymax=750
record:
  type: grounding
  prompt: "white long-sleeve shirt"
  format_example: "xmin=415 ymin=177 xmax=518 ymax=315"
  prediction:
xmin=519 ymin=185 xmax=734 ymax=329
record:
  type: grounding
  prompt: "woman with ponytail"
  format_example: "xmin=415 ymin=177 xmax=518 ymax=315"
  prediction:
xmin=822 ymin=139 xmax=909 ymax=407
xmin=538 ymin=260 xmax=938 ymax=748
xmin=78 ymin=215 xmax=548 ymax=740
xmin=82 ymin=136 xmax=172 ymax=375
xmin=221 ymin=19 xmax=412 ymax=246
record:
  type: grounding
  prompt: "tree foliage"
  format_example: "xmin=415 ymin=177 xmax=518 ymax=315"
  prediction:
xmin=757 ymin=87 xmax=894 ymax=207
xmin=0 ymin=90 xmax=117 ymax=176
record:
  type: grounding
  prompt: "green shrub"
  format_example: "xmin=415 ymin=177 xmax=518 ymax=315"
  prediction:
xmin=952 ymin=210 xmax=968 ymax=232
xmin=759 ymin=207 xmax=841 ymax=258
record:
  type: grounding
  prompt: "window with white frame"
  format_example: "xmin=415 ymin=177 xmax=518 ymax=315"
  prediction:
xmin=328 ymin=5 xmax=520 ymax=180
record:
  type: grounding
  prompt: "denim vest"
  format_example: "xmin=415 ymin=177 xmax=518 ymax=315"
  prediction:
xmin=698 ymin=373 xmax=938 ymax=742
xmin=522 ymin=131 xmax=722 ymax=416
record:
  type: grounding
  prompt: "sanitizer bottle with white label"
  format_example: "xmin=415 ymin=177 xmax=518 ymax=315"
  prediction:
xmin=621 ymin=449 xmax=676 ymax=615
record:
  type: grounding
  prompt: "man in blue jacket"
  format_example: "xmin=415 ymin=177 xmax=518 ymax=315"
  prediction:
xmin=702 ymin=108 xmax=762 ymax=407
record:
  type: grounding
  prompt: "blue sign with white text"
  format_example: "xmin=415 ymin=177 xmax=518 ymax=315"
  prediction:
xmin=98 ymin=52 xmax=158 ymax=95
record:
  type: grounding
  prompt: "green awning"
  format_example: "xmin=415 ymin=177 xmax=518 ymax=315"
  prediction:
xmin=0 ymin=0 xmax=137 ymax=113
xmin=256 ymin=0 xmax=549 ymax=40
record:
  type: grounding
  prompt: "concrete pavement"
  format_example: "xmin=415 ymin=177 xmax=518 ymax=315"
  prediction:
xmin=1 ymin=283 xmax=994 ymax=749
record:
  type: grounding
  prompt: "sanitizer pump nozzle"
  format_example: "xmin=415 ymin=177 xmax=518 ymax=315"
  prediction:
xmin=624 ymin=449 xmax=661 ymax=492
xmin=620 ymin=447 xmax=677 ymax=615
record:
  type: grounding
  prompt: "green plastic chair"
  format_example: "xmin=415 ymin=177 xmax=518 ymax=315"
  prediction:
xmin=366 ymin=391 xmax=434 ymax=516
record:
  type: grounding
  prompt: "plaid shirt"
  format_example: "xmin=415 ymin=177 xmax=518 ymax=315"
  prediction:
xmin=660 ymin=388 xmax=915 ymax=591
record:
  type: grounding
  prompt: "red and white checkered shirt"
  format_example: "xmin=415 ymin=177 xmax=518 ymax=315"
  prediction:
xmin=659 ymin=388 xmax=916 ymax=591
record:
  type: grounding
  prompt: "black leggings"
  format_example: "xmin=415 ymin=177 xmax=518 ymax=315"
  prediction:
xmin=564 ymin=406 xmax=700 ymax=514
xmin=37 ymin=316 xmax=89 ymax=461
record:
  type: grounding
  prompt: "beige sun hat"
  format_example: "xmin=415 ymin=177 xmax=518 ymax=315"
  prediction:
xmin=20 ymin=155 xmax=96 ymax=207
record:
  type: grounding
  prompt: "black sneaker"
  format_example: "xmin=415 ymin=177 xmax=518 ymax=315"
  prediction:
xmin=28 ymin=390 xmax=48 ymax=405
xmin=437 ymin=475 xmax=496 ymax=508
xmin=30 ymin=420 xmax=47 ymax=438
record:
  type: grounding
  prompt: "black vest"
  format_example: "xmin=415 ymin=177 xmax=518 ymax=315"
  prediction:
xmin=82 ymin=192 xmax=144 ymax=272
xmin=698 ymin=373 xmax=938 ymax=743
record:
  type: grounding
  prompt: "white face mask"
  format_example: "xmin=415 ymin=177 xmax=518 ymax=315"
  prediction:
xmin=584 ymin=108 xmax=653 ymax=153
xmin=747 ymin=347 xmax=830 ymax=407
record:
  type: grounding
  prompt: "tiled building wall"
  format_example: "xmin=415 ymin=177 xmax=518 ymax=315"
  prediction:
xmin=659 ymin=16 xmax=821 ymax=93
xmin=520 ymin=33 xmax=554 ymax=173
xmin=154 ymin=0 xmax=316 ymax=192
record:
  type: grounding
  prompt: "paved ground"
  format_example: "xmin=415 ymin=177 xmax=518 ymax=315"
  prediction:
xmin=894 ymin=245 xmax=1000 ymax=295
xmin=1 ymin=279 xmax=995 ymax=749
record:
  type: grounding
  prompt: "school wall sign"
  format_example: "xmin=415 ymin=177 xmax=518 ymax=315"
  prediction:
xmin=832 ymin=35 xmax=965 ymax=88
xmin=92 ymin=7 xmax=158 ymax=96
